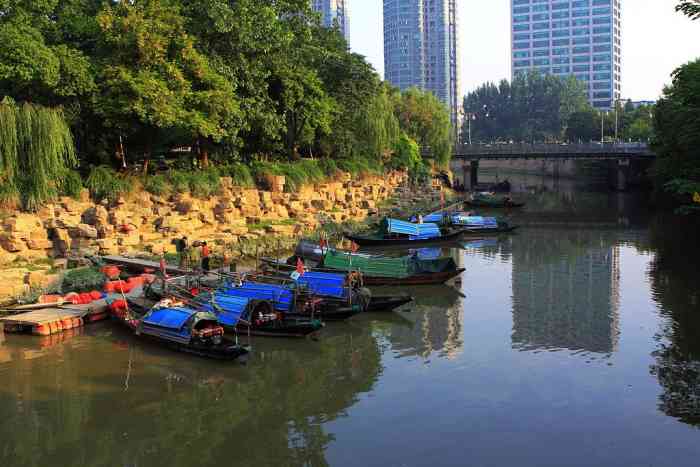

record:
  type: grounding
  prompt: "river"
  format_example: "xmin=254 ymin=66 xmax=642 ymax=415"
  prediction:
xmin=1 ymin=174 xmax=699 ymax=467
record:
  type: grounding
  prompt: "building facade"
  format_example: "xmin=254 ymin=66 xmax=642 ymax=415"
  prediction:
xmin=510 ymin=0 xmax=622 ymax=109
xmin=312 ymin=0 xmax=350 ymax=43
xmin=383 ymin=0 xmax=461 ymax=126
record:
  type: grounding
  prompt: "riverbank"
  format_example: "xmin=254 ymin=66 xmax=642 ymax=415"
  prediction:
xmin=0 ymin=170 xmax=454 ymax=305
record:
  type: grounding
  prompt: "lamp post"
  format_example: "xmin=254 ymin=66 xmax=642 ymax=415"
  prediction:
xmin=600 ymin=110 xmax=606 ymax=143
xmin=465 ymin=112 xmax=477 ymax=145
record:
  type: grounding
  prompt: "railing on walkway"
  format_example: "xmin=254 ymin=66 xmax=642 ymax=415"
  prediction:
xmin=449 ymin=142 xmax=654 ymax=160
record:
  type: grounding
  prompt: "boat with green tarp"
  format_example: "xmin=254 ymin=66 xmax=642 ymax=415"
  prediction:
xmin=262 ymin=241 xmax=464 ymax=286
xmin=464 ymin=193 xmax=525 ymax=208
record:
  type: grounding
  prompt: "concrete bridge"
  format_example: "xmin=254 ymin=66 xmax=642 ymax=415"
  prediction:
xmin=438 ymin=142 xmax=655 ymax=191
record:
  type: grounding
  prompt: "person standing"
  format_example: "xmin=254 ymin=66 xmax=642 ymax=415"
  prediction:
xmin=201 ymin=241 xmax=210 ymax=272
xmin=174 ymin=235 xmax=189 ymax=269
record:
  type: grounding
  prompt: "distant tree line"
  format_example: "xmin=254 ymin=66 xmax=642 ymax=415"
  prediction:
xmin=0 ymin=0 xmax=452 ymax=210
xmin=461 ymin=71 xmax=654 ymax=144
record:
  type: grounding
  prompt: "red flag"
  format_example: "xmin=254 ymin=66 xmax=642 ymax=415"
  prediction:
xmin=296 ymin=257 xmax=305 ymax=275
xmin=350 ymin=241 xmax=359 ymax=253
xmin=159 ymin=256 xmax=169 ymax=279
xmin=319 ymin=237 xmax=327 ymax=249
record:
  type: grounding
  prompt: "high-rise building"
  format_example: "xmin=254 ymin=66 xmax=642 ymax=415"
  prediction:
xmin=510 ymin=0 xmax=622 ymax=109
xmin=312 ymin=0 xmax=350 ymax=44
xmin=383 ymin=0 xmax=461 ymax=126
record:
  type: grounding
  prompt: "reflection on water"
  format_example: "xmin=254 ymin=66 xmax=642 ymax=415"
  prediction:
xmin=2 ymin=175 xmax=700 ymax=466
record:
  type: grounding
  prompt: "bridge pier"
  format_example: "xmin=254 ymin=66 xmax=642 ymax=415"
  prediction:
xmin=615 ymin=159 xmax=630 ymax=191
xmin=461 ymin=160 xmax=479 ymax=190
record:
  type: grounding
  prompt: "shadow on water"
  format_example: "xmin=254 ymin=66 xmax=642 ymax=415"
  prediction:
xmin=644 ymin=214 xmax=700 ymax=426
xmin=0 ymin=320 xmax=383 ymax=467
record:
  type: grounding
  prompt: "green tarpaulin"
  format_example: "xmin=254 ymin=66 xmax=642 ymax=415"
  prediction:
xmin=321 ymin=250 xmax=457 ymax=278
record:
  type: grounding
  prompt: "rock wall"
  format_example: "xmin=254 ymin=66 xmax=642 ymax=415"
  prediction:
xmin=0 ymin=171 xmax=407 ymax=302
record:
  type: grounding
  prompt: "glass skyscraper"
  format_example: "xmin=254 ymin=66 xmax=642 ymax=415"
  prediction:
xmin=383 ymin=0 xmax=461 ymax=125
xmin=511 ymin=0 xmax=621 ymax=109
xmin=312 ymin=0 xmax=350 ymax=43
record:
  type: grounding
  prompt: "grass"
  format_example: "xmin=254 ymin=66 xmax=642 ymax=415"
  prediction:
xmin=86 ymin=166 xmax=132 ymax=202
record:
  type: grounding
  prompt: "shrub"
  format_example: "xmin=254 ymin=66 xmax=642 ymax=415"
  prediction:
xmin=189 ymin=167 xmax=221 ymax=198
xmin=86 ymin=166 xmax=130 ymax=202
xmin=144 ymin=174 xmax=170 ymax=196
xmin=318 ymin=158 xmax=339 ymax=178
xmin=225 ymin=162 xmax=254 ymax=187
xmin=168 ymin=170 xmax=190 ymax=193
xmin=59 ymin=169 xmax=84 ymax=199
xmin=61 ymin=267 xmax=105 ymax=293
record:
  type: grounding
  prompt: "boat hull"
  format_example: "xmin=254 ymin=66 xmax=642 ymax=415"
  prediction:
xmin=464 ymin=201 xmax=525 ymax=208
xmin=260 ymin=259 xmax=465 ymax=286
xmin=344 ymin=229 xmax=464 ymax=247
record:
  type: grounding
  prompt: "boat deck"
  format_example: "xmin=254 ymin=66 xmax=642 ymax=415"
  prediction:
xmin=101 ymin=255 xmax=187 ymax=275
xmin=0 ymin=300 xmax=110 ymax=335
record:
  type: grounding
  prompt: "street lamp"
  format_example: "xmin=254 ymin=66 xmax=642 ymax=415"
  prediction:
xmin=465 ymin=112 xmax=477 ymax=145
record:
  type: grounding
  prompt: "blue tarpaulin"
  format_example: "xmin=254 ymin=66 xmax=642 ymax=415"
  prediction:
xmin=221 ymin=283 xmax=293 ymax=312
xmin=143 ymin=307 xmax=193 ymax=330
xmin=452 ymin=214 xmax=498 ymax=228
xmin=204 ymin=294 xmax=252 ymax=327
xmin=295 ymin=271 xmax=347 ymax=299
xmin=382 ymin=218 xmax=441 ymax=240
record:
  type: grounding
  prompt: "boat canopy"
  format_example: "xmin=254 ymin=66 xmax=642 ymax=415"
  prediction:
xmin=222 ymin=282 xmax=293 ymax=312
xmin=206 ymin=294 xmax=252 ymax=327
xmin=410 ymin=213 xmax=445 ymax=224
xmin=451 ymin=215 xmax=498 ymax=228
xmin=380 ymin=218 xmax=441 ymax=240
xmin=143 ymin=307 xmax=194 ymax=330
xmin=295 ymin=271 xmax=347 ymax=299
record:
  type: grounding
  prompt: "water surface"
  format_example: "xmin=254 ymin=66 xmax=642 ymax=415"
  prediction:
xmin=1 ymin=177 xmax=699 ymax=467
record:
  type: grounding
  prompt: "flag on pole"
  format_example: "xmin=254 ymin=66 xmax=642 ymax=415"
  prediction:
xmin=296 ymin=257 xmax=305 ymax=275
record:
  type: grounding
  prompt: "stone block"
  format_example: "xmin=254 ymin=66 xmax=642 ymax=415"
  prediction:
xmin=74 ymin=224 xmax=98 ymax=239
xmin=0 ymin=233 xmax=27 ymax=252
xmin=3 ymin=214 xmax=43 ymax=233
xmin=26 ymin=239 xmax=53 ymax=250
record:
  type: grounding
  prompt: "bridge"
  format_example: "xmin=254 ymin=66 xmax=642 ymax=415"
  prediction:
xmin=452 ymin=142 xmax=654 ymax=160
xmin=441 ymin=142 xmax=655 ymax=191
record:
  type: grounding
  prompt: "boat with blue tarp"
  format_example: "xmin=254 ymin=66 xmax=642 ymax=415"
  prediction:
xmin=344 ymin=218 xmax=464 ymax=247
xmin=108 ymin=298 xmax=250 ymax=360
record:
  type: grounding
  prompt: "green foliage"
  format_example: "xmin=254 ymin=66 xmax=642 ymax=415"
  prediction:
xmin=0 ymin=101 xmax=78 ymax=210
xmin=395 ymin=87 xmax=453 ymax=168
xmin=61 ymin=267 xmax=105 ymax=293
xmin=143 ymin=174 xmax=170 ymax=197
xmin=85 ymin=166 xmax=130 ymax=202
xmin=464 ymin=71 xmax=590 ymax=143
xmin=677 ymin=1 xmax=700 ymax=20
xmin=653 ymin=58 xmax=700 ymax=213
xmin=59 ymin=169 xmax=84 ymax=199
xmin=188 ymin=167 xmax=221 ymax=198
xmin=223 ymin=162 xmax=255 ymax=188
xmin=0 ymin=0 xmax=455 ymax=211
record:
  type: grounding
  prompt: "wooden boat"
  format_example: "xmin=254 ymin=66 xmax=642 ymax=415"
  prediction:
xmin=260 ymin=258 xmax=464 ymax=286
xmin=140 ymin=284 xmax=323 ymax=338
xmin=344 ymin=229 xmax=464 ymax=247
xmin=464 ymin=195 xmax=525 ymax=208
xmin=110 ymin=299 xmax=250 ymax=360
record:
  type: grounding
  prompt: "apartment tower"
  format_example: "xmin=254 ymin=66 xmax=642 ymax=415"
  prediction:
xmin=383 ymin=0 xmax=461 ymax=125
xmin=511 ymin=0 xmax=622 ymax=109
xmin=312 ymin=0 xmax=351 ymax=43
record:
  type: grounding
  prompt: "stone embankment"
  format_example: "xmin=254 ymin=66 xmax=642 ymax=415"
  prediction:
xmin=0 ymin=171 xmax=408 ymax=301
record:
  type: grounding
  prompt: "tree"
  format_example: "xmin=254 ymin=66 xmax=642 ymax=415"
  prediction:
xmin=0 ymin=100 xmax=78 ymax=210
xmin=93 ymin=0 xmax=240 ymax=169
xmin=677 ymin=0 xmax=700 ymax=20
xmin=652 ymin=58 xmax=700 ymax=211
xmin=395 ymin=87 xmax=453 ymax=168
xmin=566 ymin=110 xmax=599 ymax=142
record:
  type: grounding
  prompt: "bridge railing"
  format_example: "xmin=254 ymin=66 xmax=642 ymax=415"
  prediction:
xmin=453 ymin=142 xmax=651 ymax=156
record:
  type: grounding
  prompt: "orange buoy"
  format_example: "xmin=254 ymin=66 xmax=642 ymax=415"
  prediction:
xmin=33 ymin=324 xmax=51 ymax=336
xmin=61 ymin=318 xmax=74 ymax=330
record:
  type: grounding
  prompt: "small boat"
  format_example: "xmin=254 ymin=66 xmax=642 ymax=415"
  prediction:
xmin=110 ymin=299 xmax=249 ymax=360
xmin=264 ymin=270 xmax=414 ymax=313
xmin=464 ymin=193 xmax=525 ymax=208
xmin=139 ymin=282 xmax=323 ymax=337
xmin=219 ymin=280 xmax=363 ymax=321
xmin=261 ymin=241 xmax=464 ymax=286
xmin=345 ymin=218 xmax=464 ymax=247
xmin=410 ymin=213 xmax=518 ymax=235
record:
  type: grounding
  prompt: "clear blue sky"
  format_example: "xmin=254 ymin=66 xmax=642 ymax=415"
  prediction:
xmin=348 ymin=0 xmax=700 ymax=100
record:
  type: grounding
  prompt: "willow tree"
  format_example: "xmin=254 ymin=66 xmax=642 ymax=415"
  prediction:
xmin=0 ymin=100 xmax=77 ymax=211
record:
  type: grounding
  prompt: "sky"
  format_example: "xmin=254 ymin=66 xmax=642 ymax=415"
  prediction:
xmin=348 ymin=0 xmax=700 ymax=101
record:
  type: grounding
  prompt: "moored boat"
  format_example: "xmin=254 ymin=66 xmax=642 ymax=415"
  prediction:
xmin=262 ymin=242 xmax=464 ymax=286
xmin=464 ymin=193 xmax=525 ymax=208
xmin=109 ymin=298 xmax=250 ymax=360
xmin=345 ymin=218 xmax=464 ymax=247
